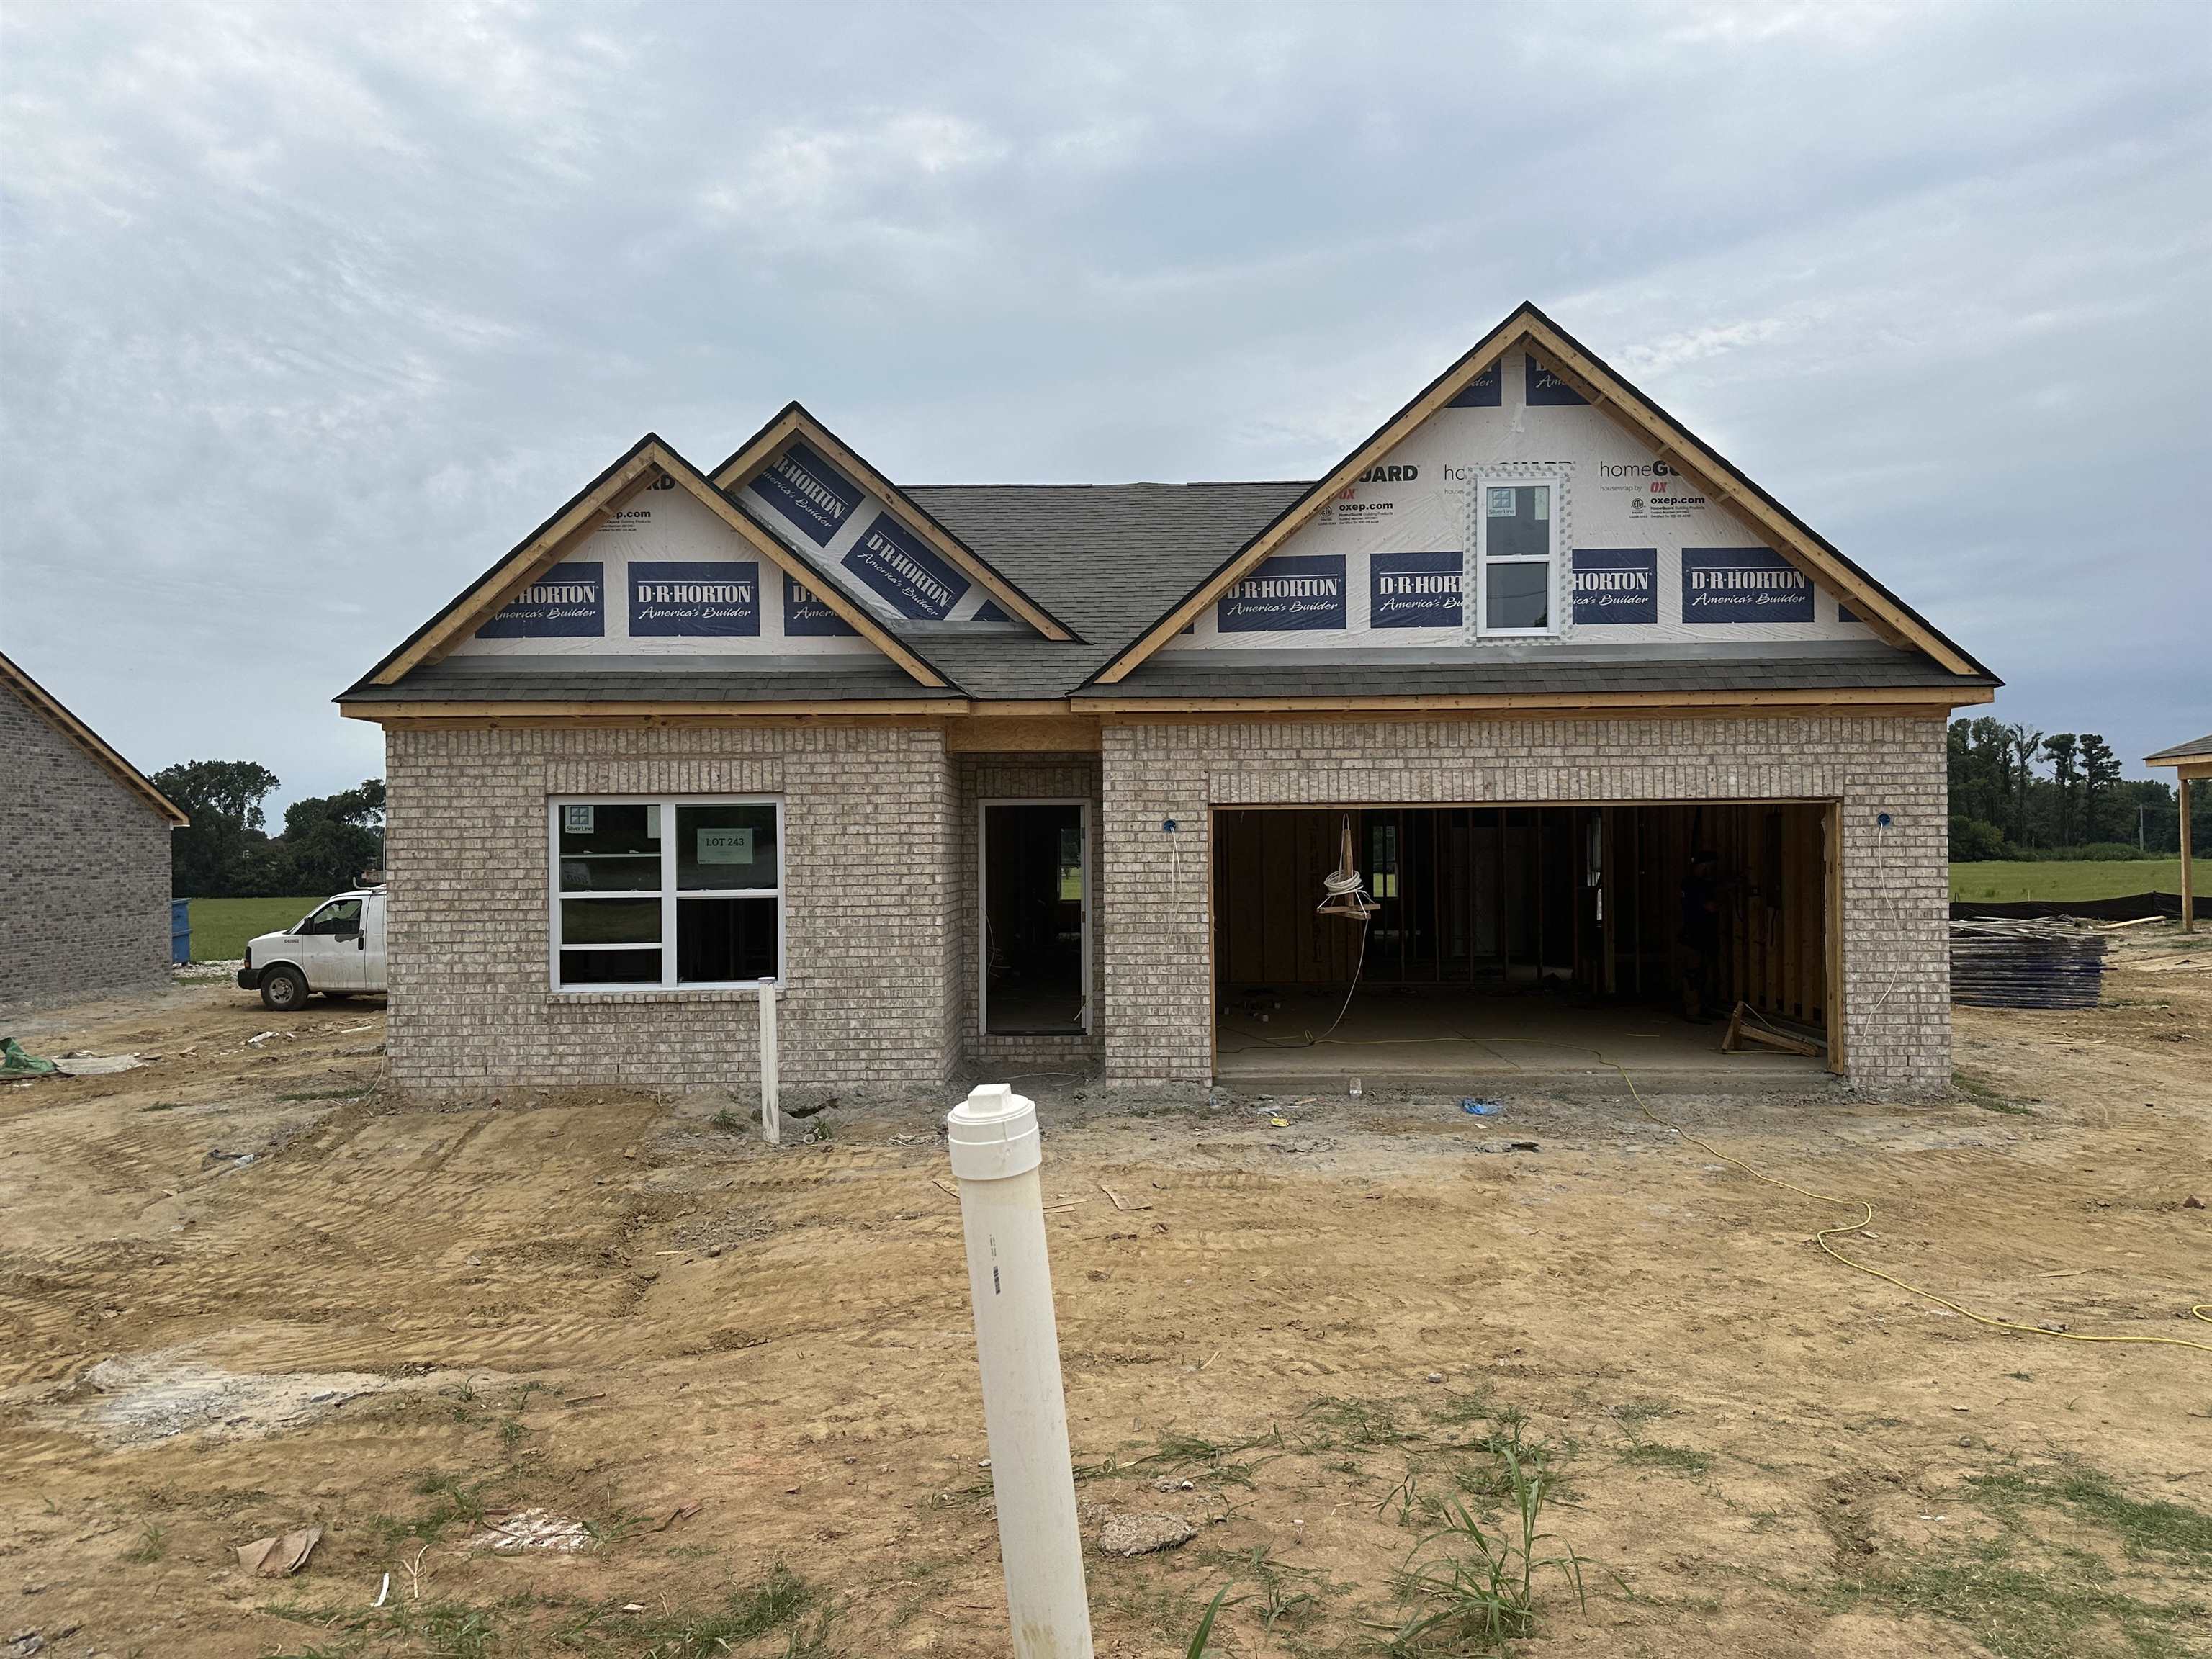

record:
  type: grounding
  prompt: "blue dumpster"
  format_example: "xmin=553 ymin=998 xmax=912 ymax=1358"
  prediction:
xmin=171 ymin=899 xmax=191 ymax=966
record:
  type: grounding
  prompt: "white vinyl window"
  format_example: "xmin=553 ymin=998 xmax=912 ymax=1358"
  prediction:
xmin=1474 ymin=481 xmax=1562 ymax=637
xmin=549 ymin=797 xmax=783 ymax=990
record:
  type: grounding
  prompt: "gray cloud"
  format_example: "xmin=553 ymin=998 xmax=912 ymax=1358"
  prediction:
xmin=3 ymin=1 xmax=2206 ymax=808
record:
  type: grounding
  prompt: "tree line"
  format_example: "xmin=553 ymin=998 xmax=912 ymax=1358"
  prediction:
xmin=1948 ymin=718 xmax=2202 ymax=861
xmin=153 ymin=760 xmax=385 ymax=897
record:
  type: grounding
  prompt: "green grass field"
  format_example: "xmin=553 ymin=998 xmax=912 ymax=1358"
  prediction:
xmin=186 ymin=896 xmax=325 ymax=962
xmin=1949 ymin=858 xmax=2186 ymax=903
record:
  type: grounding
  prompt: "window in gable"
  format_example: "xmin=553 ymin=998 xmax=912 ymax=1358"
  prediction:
xmin=1474 ymin=482 xmax=1562 ymax=637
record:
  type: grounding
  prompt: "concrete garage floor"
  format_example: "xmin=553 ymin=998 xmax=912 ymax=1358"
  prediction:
xmin=1213 ymin=988 xmax=1830 ymax=1089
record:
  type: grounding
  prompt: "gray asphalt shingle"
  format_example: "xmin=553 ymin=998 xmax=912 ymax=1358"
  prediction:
xmin=1079 ymin=652 xmax=1980 ymax=701
xmin=2144 ymin=733 xmax=2212 ymax=763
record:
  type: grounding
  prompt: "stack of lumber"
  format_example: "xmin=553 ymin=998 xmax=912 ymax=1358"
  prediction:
xmin=1950 ymin=920 xmax=2108 ymax=1010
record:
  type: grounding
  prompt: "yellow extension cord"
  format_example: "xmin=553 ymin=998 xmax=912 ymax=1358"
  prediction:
xmin=1607 ymin=1061 xmax=2212 ymax=1355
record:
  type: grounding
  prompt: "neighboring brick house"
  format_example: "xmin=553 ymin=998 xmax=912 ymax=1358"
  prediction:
xmin=0 ymin=651 xmax=186 ymax=1015
xmin=342 ymin=304 xmax=1995 ymax=1100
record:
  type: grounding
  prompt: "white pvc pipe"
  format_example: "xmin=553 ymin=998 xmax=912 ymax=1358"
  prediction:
xmin=758 ymin=977 xmax=780 ymax=1146
xmin=945 ymin=1084 xmax=1094 ymax=1658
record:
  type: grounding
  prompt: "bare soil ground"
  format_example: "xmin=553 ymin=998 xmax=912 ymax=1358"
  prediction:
xmin=2 ymin=932 xmax=2208 ymax=1659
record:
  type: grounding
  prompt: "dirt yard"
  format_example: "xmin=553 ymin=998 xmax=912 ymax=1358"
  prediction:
xmin=2 ymin=932 xmax=2208 ymax=1659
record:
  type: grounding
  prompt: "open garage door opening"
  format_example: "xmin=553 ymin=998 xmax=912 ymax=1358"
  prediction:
xmin=1211 ymin=803 xmax=1838 ymax=1087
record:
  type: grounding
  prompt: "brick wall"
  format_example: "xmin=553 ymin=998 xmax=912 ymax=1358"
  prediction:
xmin=1097 ymin=713 xmax=1951 ymax=1097
xmin=382 ymin=722 xmax=961 ymax=1097
xmin=0 ymin=678 xmax=174 ymax=1015
xmin=957 ymin=753 xmax=1104 ymax=1074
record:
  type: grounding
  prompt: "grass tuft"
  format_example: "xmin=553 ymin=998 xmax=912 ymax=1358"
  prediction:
xmin=1622 ymin=1441 xmax=1714 ymax=1478
xmin=1382 ymin=1446 xmax=1593 ymax=1653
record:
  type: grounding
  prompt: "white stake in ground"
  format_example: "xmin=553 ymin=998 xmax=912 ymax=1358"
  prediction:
xmin=945 ymin=1084 xmax=1094 ymax=1658
xmin=757 ymin=977 xmax=780 ymax=1145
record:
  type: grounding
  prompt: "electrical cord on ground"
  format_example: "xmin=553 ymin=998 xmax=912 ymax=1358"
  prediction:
xmin=1609 ymin=1059 xmax=2212 ymax=1354
xmin=1229 ymin=916 xmax=1372 ymax=1049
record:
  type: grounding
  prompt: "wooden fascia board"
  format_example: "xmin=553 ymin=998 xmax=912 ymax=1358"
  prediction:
xmin=707 ymin=406 xmax=804 ymax=492
xmin=1517 ymin=316 xmax=1976 ymax=675
xmin=1094 ymin=322 xmax=1529 ymax=685
xmin=371 ymin=446 xmax=663 ymax=685
xmin=642 ymin=442 xmax=950 ymax=689
xmin=341 ymin=698 xmax=968 ymax=722
xmin=341 ymin=683 xmax=1996 ymax=725
xmin=711 ymin=412 xmax=1076 ymax=643
xmin=0 ymin=652 xmax=188 ymax=824
xmin=2165 ymin=758 xmax=2212 ymax=781
xmin=1082 ymin=685 xmax=1992 ymax=715
xmin=1514 ymin=323 xmax=1919 ymax=652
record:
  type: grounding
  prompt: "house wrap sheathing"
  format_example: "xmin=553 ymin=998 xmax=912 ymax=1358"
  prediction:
xmin=341 ymin=304 xmax=1996 ymax=1098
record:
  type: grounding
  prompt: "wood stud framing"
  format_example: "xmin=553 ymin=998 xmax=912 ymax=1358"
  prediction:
xmin=1209 ymin=803 xmax=1835 ymax=1057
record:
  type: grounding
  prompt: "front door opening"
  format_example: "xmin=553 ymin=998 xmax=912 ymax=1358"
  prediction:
xmin=982 ymin=802 xmax=1087 ymax=1035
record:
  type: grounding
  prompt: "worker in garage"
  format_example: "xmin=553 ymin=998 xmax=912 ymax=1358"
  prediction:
xmin=1676 ymin=848 xmax=1723 ymax=1021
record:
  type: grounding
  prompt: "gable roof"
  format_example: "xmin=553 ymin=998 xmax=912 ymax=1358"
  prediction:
xmin=341 ymin=433 xmax=958 ymax=696
xmin=711 ymin=403 xmax=1079 ymax=643
xmin=0 ymin=649 xmax=187 ymax=824
xmin=1089 ymin=300 xmax=1997 ymax=688
xmin=343 ymin=305 xmax=2001 ymax=719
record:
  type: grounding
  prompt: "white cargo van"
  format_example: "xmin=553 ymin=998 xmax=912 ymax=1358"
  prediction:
xmin=237 ymin=888 xmax=387 ymax=1011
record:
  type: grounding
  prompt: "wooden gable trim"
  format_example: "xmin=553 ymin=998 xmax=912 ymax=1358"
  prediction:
xmin=710 ymin=405 xmax=1077 ymax=643
xmin=1092 ymin=315 xmax=1528 ymax=685
xmin=1094 ymin=303 xmax=1991 ymax=685
xmin=1514 ymin=315 xmax=1971 ymax=671
xmin=367 ymin=440 xmax=662 ymax=687
xmin=0 ymin=650 xmax=188 ymax=824
xmin=361 ymin=438 xmax=949 ymax=692
xmin=644 ymin=443 xmax=949 ymax=688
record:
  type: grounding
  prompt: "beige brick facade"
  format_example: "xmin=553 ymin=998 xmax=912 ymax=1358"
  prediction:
xmin=1097 ymin=712 xmax=1952 ymax=1097
xmin=383 ymin=721 xmax=962 ymax=1097
xmin=382 ymin=710 xmax=1951 ymax=1102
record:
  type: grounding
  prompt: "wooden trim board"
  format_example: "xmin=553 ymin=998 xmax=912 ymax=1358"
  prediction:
xmin=343 ymin=688 xmax=1985 ymax=727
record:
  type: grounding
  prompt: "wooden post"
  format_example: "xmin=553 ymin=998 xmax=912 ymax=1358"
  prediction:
xmin=2182 ymin=775 xmax=2195 ymax=935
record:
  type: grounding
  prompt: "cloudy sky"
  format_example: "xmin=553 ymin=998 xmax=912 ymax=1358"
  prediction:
xmin=3 ymin=1 xmax=2206 ymax=810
